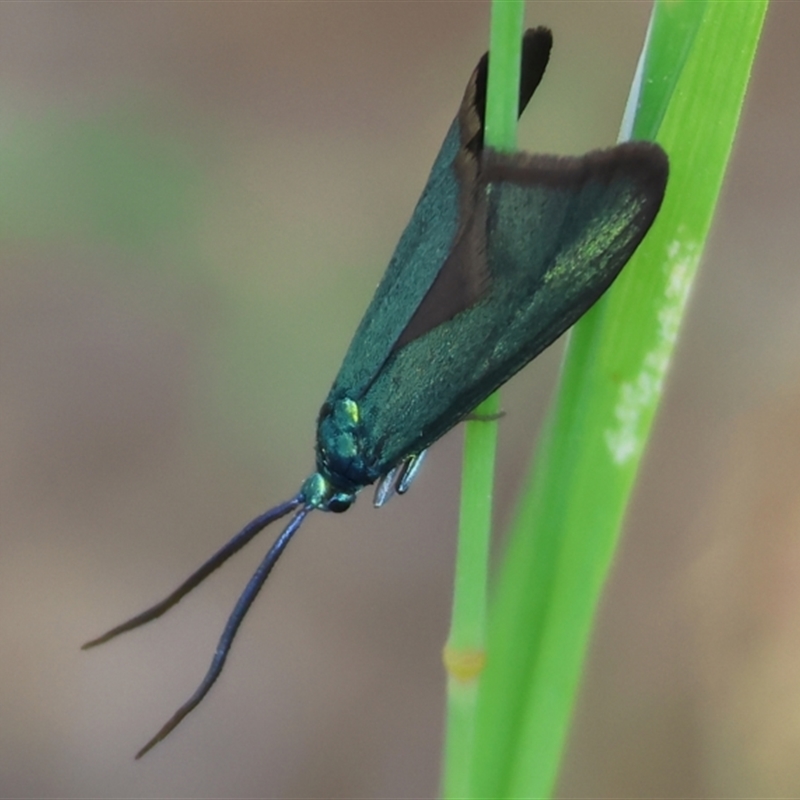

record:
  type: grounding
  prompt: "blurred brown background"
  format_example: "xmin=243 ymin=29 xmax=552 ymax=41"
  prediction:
xmin=0 ymin=2 xmax=798 ymax=797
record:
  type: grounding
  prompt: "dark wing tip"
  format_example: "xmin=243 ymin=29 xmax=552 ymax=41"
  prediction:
xmin=611 ymin=140 xmax=669 ymax=180
xmin=602 ymin=140 xmax=670 ymax=223
xmin=519 ymin=27 xmax=553 ymax=115
xmin=471 ymin=25 xmax=554 ymax=147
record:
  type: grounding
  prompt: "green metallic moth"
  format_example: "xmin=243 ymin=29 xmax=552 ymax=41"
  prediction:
xmin=84 ymin=27 xmax=668 ymax=758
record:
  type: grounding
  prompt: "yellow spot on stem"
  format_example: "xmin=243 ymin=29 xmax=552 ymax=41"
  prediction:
xmin=442 ymin=644 xmax=486 ymax=684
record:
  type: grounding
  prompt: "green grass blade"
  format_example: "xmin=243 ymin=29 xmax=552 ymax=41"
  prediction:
xmin=441 ymin=3 xmax=524 ymax=798
xmin=470 ymin=2 xmax=769 ymax=798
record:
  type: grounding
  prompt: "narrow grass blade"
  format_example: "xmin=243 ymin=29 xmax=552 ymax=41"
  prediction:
xmin=441 ymin=2 xmax=524 ymax=798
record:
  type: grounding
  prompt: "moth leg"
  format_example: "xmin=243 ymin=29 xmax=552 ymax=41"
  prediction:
xmin=463 ymin=410 xmax=506 ymax=423
xmin=396 ymin=450 xmax=427 ymax=495
xmin=373 ymin=464 xmax=401 ymax=508
xmin=373 ymin=450 xmax=428 ymax=508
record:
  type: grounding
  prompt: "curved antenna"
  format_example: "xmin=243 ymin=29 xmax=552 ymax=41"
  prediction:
xmin=82 ymin=494 xmax=304 ymax=649
xmin=135 ymin=504 xmax=311 ymax=759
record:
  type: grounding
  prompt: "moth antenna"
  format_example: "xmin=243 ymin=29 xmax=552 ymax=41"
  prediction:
xmin=135 ymin=504 xmax=312 ymax=759
xmin=82 ymin=494 xmax=304 ymax=649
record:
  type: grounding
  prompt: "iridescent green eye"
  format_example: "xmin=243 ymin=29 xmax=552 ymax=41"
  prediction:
xmin=328 ymin=497 xmax=352 ymax=514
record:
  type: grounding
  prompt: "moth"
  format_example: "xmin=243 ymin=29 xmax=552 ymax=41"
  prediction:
xmin=84 ymin=27 xmax=668 ymax=758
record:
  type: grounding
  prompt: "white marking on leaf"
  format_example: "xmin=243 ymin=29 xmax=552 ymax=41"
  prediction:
xmin=604 ymin=236 xmax=699 ymax=465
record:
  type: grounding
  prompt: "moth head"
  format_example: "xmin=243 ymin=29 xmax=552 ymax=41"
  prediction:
xmin=301 ymin=472 xmax=356 ymax=513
